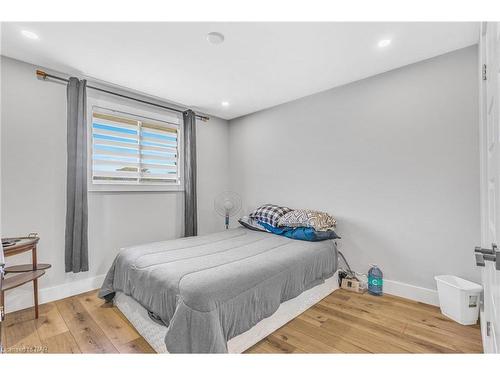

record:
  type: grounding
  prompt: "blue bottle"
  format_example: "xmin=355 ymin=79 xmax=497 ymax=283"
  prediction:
xmin=368 ymin=265 xmax=383 ymax=296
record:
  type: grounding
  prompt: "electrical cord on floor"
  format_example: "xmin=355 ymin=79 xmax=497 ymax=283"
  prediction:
xmin=337 ymin=249 xmax=367 ymax=287
xmin=338 ymin=250 xmax=354 ymax=277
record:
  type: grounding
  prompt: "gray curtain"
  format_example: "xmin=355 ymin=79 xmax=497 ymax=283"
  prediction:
xmin=183 ymin=110 xmax=198 ymax=236
xmin=65 ymin=78 xmax=89 ymax=273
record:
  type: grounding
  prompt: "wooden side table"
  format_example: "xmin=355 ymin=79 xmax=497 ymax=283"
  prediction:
xmin=0 ymin=236 xmax=51 ymax=319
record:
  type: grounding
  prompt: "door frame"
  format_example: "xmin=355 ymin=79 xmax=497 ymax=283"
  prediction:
xmin=478 ymin=21 xmax=500 ymax=354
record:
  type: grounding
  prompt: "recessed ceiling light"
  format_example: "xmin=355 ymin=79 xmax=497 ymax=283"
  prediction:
xmin=377 ymin=39 xmax=391 ymax=48
xmin=21 ymin=30 xmax=39 ymax=40
xmin=221 ymin=101 xmax=229 ymax=107
xmin=207 ymin=32 xmax=225 ymax=45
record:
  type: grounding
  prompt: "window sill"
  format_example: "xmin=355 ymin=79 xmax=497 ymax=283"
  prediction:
xmin=88 ymin=183 xmax=184 ymax=193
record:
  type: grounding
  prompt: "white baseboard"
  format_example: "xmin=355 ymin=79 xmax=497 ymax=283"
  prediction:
xmin=384 ymin=278 xmax=440 ymax=306
xmin=4 ymin=274 xmax=106 ymax=313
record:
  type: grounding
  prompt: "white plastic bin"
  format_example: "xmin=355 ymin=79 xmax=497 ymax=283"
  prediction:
xmin=434 ymin=275 xmax=483 ymax=325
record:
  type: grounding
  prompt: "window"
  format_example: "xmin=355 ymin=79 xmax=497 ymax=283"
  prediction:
xmin=90 ymin=105 xmax=182 ymax=190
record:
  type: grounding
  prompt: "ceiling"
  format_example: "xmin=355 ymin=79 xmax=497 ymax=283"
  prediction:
xmin=1 ymin=22 xmax=479 ymax=120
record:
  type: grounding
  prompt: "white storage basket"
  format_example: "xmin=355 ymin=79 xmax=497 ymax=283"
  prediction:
xmin=434 ymin=275 xmax=483 ymax=325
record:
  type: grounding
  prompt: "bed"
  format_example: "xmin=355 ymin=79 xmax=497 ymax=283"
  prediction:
xmin=99 ymin=227 xmax=339 ymax=353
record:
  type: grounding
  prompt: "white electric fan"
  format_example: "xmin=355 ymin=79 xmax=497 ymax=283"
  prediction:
xmin=214 ymin=191 xmax=242 ymax=229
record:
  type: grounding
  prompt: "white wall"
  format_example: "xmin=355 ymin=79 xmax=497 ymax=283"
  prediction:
xmin=228 ymin=46 xmax=480 ymax=300
xmin=0 ymin=56 xmax=229 ymax=312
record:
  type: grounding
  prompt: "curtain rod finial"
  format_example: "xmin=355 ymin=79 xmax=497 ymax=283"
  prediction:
xmin=36 ymin=69 xmax=47 ymax=80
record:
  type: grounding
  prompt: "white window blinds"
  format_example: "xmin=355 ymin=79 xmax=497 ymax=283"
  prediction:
xmin=91 ymin=107 xmax=180 ymax=185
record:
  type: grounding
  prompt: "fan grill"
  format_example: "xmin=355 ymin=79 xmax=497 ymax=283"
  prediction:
xmin=214 ymin=191 xmax=242 ymax=229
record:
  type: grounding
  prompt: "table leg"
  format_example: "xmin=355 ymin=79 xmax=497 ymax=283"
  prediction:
xmin=32 ymin=245 xmax=39 ymax=319
xmin=0 ymin=290 xmax=4 ymax=316
xmin=33 ymin=279 xmax=39 ymax=319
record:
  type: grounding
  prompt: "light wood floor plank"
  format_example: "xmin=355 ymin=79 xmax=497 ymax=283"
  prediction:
xmin=34 ymin=302 xmax=69 ymax=341
xmin=326 ymin=291 xmax=480 ymax=344
xmin=4 ymin=319 xmax=43 ymax=353
xmin=324 ymin=291 xmax=482 ymax=352
xmin=42 ymin=331 xmax=81 ymax=353
xmin=311 ymin=300 xmax=456 ymax=353
xmin=308 ymin=302 xmax=454 ymax=353
xmin=116 ymin=337 xmax=156 ymax=353
xmin=55 ymin=297 xmax=118 ymax=353
xmin=284 ymin=318 xmax=371 ymax=353
xmin=78 ymin=291 xmax=140 ymax=347
xmin=4 ymin=288 xmax=482 ymax=354
xmin=268 ymin=324 xmax=343 ymax=353
xmin=260 ymin=335 xmax=300 ymax=353
xmin=245 ymin=340 xmax=279 ymax=353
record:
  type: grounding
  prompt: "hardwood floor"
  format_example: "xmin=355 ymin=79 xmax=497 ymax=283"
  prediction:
xmin=2 ymin=289 xmax=483 ymax=354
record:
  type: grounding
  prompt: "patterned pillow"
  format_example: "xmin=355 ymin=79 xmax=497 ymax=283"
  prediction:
xmin=248 ymin=204 xmax=292 ymax=227
xmin=277 ymin=209 xmax=337 ymax=231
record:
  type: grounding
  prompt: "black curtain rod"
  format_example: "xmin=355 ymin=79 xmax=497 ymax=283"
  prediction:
xmin=36 ymin=70 xmax=209 ymax=122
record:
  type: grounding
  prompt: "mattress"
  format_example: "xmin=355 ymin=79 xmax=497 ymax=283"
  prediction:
xmin=99 ymin=228 xmax=338 ymax=353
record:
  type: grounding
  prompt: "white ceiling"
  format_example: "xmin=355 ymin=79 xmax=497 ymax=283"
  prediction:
xmin=1 ymin=22 xmax=479 ymax=120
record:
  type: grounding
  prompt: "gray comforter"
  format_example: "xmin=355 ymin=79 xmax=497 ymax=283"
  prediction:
xmin=99 ymin=228 xmax=338 ymax=353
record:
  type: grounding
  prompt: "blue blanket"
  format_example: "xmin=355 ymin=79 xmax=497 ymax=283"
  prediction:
xmin=258 ymin=221 xmax=340 ymax=241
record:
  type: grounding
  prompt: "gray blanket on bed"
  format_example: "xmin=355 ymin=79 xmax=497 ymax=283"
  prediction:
xmin=99 ymin=228 xmax=338 ymax=353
